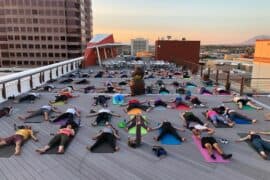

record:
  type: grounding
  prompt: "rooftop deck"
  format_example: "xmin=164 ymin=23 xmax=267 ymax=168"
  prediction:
xmin=0 ymin=67 xmax=270 ymax=180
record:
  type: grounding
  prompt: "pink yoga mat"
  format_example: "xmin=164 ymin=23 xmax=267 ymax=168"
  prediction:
xmin=192 ymin=135 xmax=230 ymax=163
xmin=202 ymin=93 xmax=212 ymax=96
xmin=176 ymin=104 xmax=190 ymax=110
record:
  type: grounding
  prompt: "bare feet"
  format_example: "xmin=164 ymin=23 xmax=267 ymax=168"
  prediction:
xmin=252 ymin=119 xmax=257 ymax=123
xmin=114 ymin=146 xmax=120 ymax=151
xmin=36 ymin=149 xmax=46 ymax=154
xmin=18 ymin=116 xmax=25 ymax=120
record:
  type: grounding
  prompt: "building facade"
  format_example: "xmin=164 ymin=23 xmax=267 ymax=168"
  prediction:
xmin=155 ymin=40 xmax=200 ymax=72
xmin=131 ymin=38 xmax=149 ymax=56
xmin=0 ymin=0 xmax=92 ymax=67
xmin=251 ymin=40 xmax=270 ymax=91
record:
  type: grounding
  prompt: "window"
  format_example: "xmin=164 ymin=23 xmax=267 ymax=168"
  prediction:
xmin=53 ymin=28 xmax=59 ymax=33
xmin=34 ymin=36 xmax=39 ymax=41
xmin=0 ymin=44 xmax=8 ymax=49
xmin=14 ymin=27 xmax=19 ymax=32
xmin=33 ymin=18 xmax=38 ymax=24
xmin=46 ymin=19 xmax=51 ymax=24
xmin=42 ymin=53 xmax=47 ymax=57
xmin=21 ymin=36 xmax=26 ymax=40
xmin=15 ymin=36 xmax=20 ymax=40
xmin=47 ymin=28 xmax=52 ymax=33
xmin=0 ymin=35 xmax=7 ymax=41
xmin=10 ymin=53 xmax=15 ymax=57
xmin=22 ymin=44 xmax=27 ymax=49
xmin=8 ymin=36 xmax=13 ymax=40
xmin=32 ymin=9 xmax=38 ymax=15
xmin=47 ymin=36 xmax=52 ymax=41
xmin=27 ymin=27 xmax=32 ymax=32
xmin=29 ymin=53 xmax=34 ymax=57
xmin=9 ymin=44 xmax=14 ymax=48
xmin=2 ymin=52 xmax=9 ymax=57
xmin=23 ymin=61 xmax=29 ymax=65
xmin=40 ymin=27 xmax=46 ymax=33
xmin=26 ymin=18 xmax=32 ymax=23
xmin=60 ymin=36 xmax=65 ymax=41
xmin=33 ymin=27 xmax=39 ymax=32
xmin=28 ymin=36 xmax=33 ymax=40
xmin=23 ymin=53 xmax=28 ymax=57
xmin=49 ymin=53 xmax=53 ymax=57
xmin=16 ymin=44 xmax=21 ymax=48
xmin=35 ymin=44 xmax=40 ymax=49
xmin=40 ymin=19 xmax=45 ymax=24
xmin=61 ymin=45 xmax=65 ymax=49
xmin=21 ymin=27 xmax=26 ymax=32
xmin=54 ymin=36 xmax=59 ymax=41
xmin=62 ymin=53 xmax=66 ymax=57
xmin=36 ymin=53 xmax=41 ymax=57
xmin=48 ymin=45 xmax=53 ymax=49
xmin=41 ymin=36 xmax=46 ymax=41
xmin=54 ymin=45 xmax=59 ymax=49
xmin=0 ymin=18 xmax=5 ymax=24
xmin=29 ymin=44 xmax=33 ymax=48
xmin=42 ymin=45 xmax=46 ymax=48
xmin=55 ymin=53 xmax=60 ymax=57
xmin=16 ymin=53 xmax=22 ymax=57
xmin=0 ymin=27 xmax=6 ymax=32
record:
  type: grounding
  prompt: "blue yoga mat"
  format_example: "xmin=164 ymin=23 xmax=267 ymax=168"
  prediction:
xmin=233 ymin=117 xmax=252 ymax=125
xmin=112 ymin=94 xmax=124 ymax=105
xmin=159 ymin=129 xmax=182 ymax=145
xmin=160 ymin=91 xmax=169 ymax=95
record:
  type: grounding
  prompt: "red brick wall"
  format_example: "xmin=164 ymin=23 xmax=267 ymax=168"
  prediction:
xmin=155 ymin=40 xmax=200 ymax=72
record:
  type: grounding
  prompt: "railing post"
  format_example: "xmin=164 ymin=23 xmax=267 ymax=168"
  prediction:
xmin=50 ymin=69 xmax=52 ymax=80
xmin=215 ymin=69 xmax=219 ymax=85
xmin=207 ymin=67 xmax=211 ymax=77
xmin=62 ymin=65 xmax=64 ymax=74
xmin=17 ymin=79 xmax=21 ymax=93
xmin=30 ymin=75 xmax=33 ymax=89
xmin=200 ymin=65 xmax=203 ymax=77
xmin=2 ymin=83 xmax=6 ymax=99
xmin=56 ymin=67 xmax=59 ymax=77
xmin=240 ymin=77 xmax=244 ymax=96
xmin=225 ymin=71 xmax=231 ymax=91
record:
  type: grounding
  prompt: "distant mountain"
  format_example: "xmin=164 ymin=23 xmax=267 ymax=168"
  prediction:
xmin=242 ymin=35 xmax=270 ymax=45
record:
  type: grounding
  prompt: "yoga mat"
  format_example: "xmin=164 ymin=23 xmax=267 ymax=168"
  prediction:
xmin=242 ymin=105 xmax=254 ymax=111
xmin=232 ymin=117 xmax=252 ymax=125
xmin=160 ymin=91 xmax=169 ymax=95
xmin=112 ymin=95 xmax=124 ymax=105
xmin=159 ymin=129 xmax=182 ymax=145
xmin=118 ymin=121 xmax=126 ymax=128
xmin=186 ymin=85 xmax=196 ymax=89
xmin=24 ymin=117 xmax=43 ymax=123
xmin=176 ymin=104 xmax=191 ymax=111
xmin=128 ymin=127 xmax=147 ymax=135
xmin=127 ymin=108 xmax=142 ymax=115
xmin=192 ymin=135 xmax=230 ymax=163
xmin=155 ymin=106 xmax=167 ymax=111
xmin=90 ymin=143 xmax=115 ymax=153
xmin=202 ymin=93 xmax=212 ymax=96
xmin=54 ymin=119 xmax=68 ymax=126
xmin=237 ymin=133 xmax=270 ymax=159
xmin=52 ymin=101 xmax=66 ymax=106
xmin=0 ymin=145 xmax=15 ymax=158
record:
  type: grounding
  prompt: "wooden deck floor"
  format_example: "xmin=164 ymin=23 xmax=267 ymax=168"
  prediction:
xmin=0 ymin=68 xmax=269 ymax=180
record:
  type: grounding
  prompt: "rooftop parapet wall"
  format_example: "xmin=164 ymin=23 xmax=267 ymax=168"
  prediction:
xmin=0 ymin=57 xmax=83 ymax=103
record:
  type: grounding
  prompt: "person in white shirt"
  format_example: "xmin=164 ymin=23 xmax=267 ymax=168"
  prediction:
xmin=51 ymin=107 xmax=81 ymax=128
xmin=18 ymin=104 xmax=61 ymax=121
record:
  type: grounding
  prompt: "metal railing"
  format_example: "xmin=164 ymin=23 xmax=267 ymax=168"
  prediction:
xmin=0 ymin=57 xmax=83 ymax=103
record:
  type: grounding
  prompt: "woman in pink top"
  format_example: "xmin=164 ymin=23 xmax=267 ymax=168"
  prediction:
xmin=206 ymin=110 xmax=234 ymax=127
xmin=36 ymin=124 xmax=75 ymax=154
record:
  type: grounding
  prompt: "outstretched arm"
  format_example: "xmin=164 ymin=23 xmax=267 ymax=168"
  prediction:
xmin=235 ymin=135 xmax=250 ymax=142
xmin=111 ymin=113 xmax=121 ymax=117
xmin=258 ymin=131 xmax=270 ymax=135
xmin=31 ymin=131 xmax=38 ymax=141
xmin=86 ymin=113 xmax=98 ymax=118
xmin=151 ymin=123 xmax=163 ymax=131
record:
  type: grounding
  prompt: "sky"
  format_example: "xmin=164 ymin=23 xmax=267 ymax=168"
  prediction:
xmin=93 ymin=0 xmax=270 ymax=44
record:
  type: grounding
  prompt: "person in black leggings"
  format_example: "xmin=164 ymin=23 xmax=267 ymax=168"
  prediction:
xmin=15 ymin=93 xmax=40 ymax=103
xmin=50 ymin=94 xmax=68 ymax=104
xmin=236 ymin=130 xmax=270 ymax=160
xmin=36 ymin=124 xmax=75 ymax=154
xmin=193 ymin=129 xmax=232 ymax=160
xmin=151 ymin=120 xmax=186 ymax=142
xmin=87 ymin=122 xmax=120 ymax=152
xmin=75 ymin=79 xmax=89 ymax=84
xmin=180 ymin=111 xmax=205 ymax=128
xmin=93 ymin=95 xmax=111 ymax=107
xmin=59 ymin=78 xmax=73 ymax=84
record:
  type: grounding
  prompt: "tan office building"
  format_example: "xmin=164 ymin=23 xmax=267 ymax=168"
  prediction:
xmin=0 ymin=0 xmax=92 ymax=67
xmin=251 ymin=40 xmax=270 ymax=91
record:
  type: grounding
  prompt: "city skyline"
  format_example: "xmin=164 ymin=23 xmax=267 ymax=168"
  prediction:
xmin=93 ymin=0 xmax=270 ymax=44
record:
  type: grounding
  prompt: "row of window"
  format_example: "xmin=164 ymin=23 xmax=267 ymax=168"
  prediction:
xmin=0 ymin=26 xmax=67 ymax=33
xmin=1 ymin=0 xmax=66 ymax=7
xmin=1 ymin=52 xmax=66 ymax=58
xmin=1 ymin=60 xmax=57 ymax=66
xmin=0 ymin=9 xmax=66 ymax=16
xmin=6 ymin=35 xmax=66 ymax=41
xmin=0 ymin=18 xmax=66 ymax=25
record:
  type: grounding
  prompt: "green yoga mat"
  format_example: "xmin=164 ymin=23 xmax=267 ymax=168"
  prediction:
xmin=242 ymin=105 xmax=254 ymax=110
xmin=128 ymin=127 xmax=147 ymax=135
xmin=118 ymin=121 xmax=126 ymax=128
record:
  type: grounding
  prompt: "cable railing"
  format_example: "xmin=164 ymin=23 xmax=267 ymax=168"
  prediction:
xmin=0 ymin=57 xmax=83 ymax=103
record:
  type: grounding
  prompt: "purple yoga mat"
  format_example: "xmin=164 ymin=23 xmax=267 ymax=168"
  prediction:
xmin=54 ymin=119 xmax=67 ymax=126
xmin=192 ymin=135 xmax=230 ymax=163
